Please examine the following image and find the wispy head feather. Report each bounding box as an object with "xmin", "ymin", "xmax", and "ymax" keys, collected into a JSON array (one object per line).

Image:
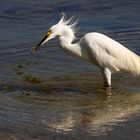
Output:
[{"xmin": 58, "ymin": 12, "xmax": 78, "ymax": 33}]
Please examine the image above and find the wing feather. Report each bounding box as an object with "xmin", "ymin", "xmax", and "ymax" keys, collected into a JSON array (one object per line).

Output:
[{"xmin": 84, "ymin": 33, "xmax": 140, "ymax": 74}]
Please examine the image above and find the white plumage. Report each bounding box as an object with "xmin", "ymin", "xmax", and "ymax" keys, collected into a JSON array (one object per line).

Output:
[
  {"xmin": 83, "ymin": 32, "xmax": 140, "ymax": 74},
  {"xmin": 32, "ymin": 13, "xmax": 140, "ymax": 87}
]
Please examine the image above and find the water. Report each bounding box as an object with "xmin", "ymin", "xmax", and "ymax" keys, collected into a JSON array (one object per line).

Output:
[{"xmin": 0, "ymin": 0, "xmax": 140, "ymax": 139}]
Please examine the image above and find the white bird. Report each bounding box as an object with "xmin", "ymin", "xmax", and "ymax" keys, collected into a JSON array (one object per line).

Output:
[{"xmin": 32, "ymin": 13, "xmax": 140, "ymax": 87}]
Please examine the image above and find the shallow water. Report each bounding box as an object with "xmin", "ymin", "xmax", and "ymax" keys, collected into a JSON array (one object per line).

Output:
[{"xmin": 0, "ymin": 0, "xmax": 140, "ymax": 139}]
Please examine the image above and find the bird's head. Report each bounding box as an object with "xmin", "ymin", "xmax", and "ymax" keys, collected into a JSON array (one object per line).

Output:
[{"xmin": 31, "ymin": 13, "xmax": 77, "ymax": 53}]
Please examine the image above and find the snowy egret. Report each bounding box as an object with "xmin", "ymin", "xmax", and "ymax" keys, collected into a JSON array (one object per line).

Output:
[{"xmin": 32, "ymin": 13, "xmax": 140, "ymax": 87}]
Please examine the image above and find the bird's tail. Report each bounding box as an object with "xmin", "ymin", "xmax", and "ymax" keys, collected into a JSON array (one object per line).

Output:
[
  {"xmin": 129, "ymin": 55, "xmax": 140, "ymax": 75},
  {"xmin": 120, "ymin": 51, "xmax": 140, "ymax": 76}
]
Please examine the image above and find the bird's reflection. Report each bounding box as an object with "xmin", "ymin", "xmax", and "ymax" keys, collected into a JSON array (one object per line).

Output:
[
  {"xmin": 2, "ymin": 82, "xmax": 139, "ymax": 137},
  {"xmin": 44, "ymin": 89, "xmax": 140, "ymax": 136}
]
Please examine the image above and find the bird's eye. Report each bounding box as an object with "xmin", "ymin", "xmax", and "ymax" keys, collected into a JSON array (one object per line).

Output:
[
  {"xmin": 48, "ymin": 29, "xmax": 51, "ymax": 33},
  {"xmin": 47, "ymin": 29, "xmax": 52, "ymax": 37}
]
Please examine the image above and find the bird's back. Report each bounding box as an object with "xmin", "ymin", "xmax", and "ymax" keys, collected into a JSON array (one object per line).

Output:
[{"xmin": 80, "ymin": 32, "xmax": 140, "ymax": 75}]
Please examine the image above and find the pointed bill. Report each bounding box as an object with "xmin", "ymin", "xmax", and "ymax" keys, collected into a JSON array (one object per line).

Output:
[{"xmin": 31, "ymin": 30, "xmax": 52, "ymax": 53}]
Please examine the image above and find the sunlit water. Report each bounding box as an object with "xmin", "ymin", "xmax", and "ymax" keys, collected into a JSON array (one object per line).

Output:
[{"xmin": 0, "ymin": 0, "xmax": 140, "ymax": 139}]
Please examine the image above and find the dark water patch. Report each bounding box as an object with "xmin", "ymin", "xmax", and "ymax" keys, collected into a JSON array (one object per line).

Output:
[{"xmin": 23, "ymin": 75, "xmax": 42, "ymax": 84}]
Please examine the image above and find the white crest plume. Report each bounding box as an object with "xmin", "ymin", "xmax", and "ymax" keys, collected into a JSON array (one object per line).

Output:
[{"xmin": 58, "ymin": 12, "xmax": 78, "ymax": 33}]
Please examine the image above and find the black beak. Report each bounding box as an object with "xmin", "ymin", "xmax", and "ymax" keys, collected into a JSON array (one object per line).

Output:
[{"xmin": 31, "ymin": 34, "xmax": 48, "ymax": 53}]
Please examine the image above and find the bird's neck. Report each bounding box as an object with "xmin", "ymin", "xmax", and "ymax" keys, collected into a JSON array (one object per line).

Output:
[
  {"xmin": 59, "ymin": 36, "xmax": 82, "ymax": 58},
  {"xmin": 59, "ymin": 26, "xmax": 75, "ymax": 44}
]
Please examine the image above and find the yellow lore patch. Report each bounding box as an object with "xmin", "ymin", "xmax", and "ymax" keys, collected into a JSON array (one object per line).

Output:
[{"xmin": 47, "ymin": 29, "xmax": 52, "ymax": 37}]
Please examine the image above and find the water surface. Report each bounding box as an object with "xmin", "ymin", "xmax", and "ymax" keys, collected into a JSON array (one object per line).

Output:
[{"xmin": 0, "ymin": 0, "xmax": 140, "ymax": 139}]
